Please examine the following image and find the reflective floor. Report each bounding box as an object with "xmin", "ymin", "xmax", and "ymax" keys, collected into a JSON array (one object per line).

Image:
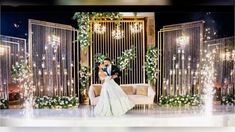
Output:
[{"xmin": 0, "ymin": 105, "xmax": 235, "ymax": 127}]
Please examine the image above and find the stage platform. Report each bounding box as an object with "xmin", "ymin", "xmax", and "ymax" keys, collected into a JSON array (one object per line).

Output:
[{"xmin": 0, "ymin": 105, "xmax": 235, "ymax": 127}]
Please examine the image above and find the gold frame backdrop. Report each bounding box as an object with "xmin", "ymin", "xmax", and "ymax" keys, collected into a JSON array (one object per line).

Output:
[
  {"xmin": 0, "ymin": 45, "xmax": 11, "ymax": 100},
  {"xmin": 28, "ymin": 19, "xmax": 78, "ymax": 97},
  {"xmin": 90, "ymin": 18, "xmax": 146, "ymax": 84},
  {"xmin": 157, "ymin": 21, "xmax": 204, "ymax": 99}
]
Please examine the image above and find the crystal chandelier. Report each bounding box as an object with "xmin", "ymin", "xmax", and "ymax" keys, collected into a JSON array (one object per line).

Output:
[
  {"xmin": 48, "ymin": 34, "xmax": 60, "ymax": 50},
  {"xmin": 94, "ymin": 23, "xmax": 106, "ymax": 34},
  {"xmin": 221, "ymin": 49, "xmax": 235, "ymax": 61},
  {"xmin": 130, "ymin": 22, "xmax": 143, "ymax": 33},
  {"xmin": 176, "ymin": 35, "xmax": 189, "ymax": 47},
  {"xmin": 112, "ymin": 25, "xmax": 124, "ymax": 39}
]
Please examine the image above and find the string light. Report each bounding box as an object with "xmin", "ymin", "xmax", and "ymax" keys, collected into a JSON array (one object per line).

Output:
[
  {"xmin": 48, "ymin": 34, "xmax": 61, "ymax": 49},
  {"xmin": 221, "ymin": 49, "xmax": 235, "ymax": 61}
]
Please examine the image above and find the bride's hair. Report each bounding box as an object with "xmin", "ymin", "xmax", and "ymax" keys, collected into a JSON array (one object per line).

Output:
[{"xmin": 95, "ymin": 62, "xmax": 101, "ymax": 83}]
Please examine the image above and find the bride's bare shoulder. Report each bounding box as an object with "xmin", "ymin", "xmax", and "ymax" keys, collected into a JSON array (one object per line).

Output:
[
  {"xmin": 99, "ymin": 71, "xmax": 107, "ymax": 77},
  {"xmin": 98, "ymin": 71, "xmax": 104, "ymax": 75}
]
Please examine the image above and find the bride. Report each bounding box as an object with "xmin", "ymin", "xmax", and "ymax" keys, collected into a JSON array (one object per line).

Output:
[{"xmin": 94, "ymin": 62, "xmax": 135, "ymax": 116}]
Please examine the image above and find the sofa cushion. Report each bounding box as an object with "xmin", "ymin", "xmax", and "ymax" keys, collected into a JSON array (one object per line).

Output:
[
  {"xmin": 128, "ymin": 95, "xmax": 153, "ymax": 104},
  {"xmin": 136, "ymin": 86, "xmax": 148, "ymax": 96},
  {"xmin": 93, "ymin": 85, "xmax": 102, "ymax": 97},
  {"xmin": 121, "ymin": 85, "xmax": 134, "ymax": 95}
]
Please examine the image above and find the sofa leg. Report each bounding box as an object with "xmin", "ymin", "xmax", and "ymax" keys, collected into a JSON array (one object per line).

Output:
[{"xmin": 144, "ymin": 104, "xmax": 146, "ymax": 112}]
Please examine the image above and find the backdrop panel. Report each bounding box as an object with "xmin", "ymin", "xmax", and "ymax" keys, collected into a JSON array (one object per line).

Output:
[
  {"xmin": 28, "ymin": 19, "xmax": 78, "ymax": 97},
  {"xmin": 206, "ymin": 37, "xmax": 235, "ymax": 99},
  {"xmin": 0, "ymin": 45, "xmax": 11, "ymax": 100},
  {"xmin": 158, "ymin": 21, "xmax": 204, "ymax": 99},
  {"xmin": 91, "ymin": 19, "xmax": 145, "ymax": 84},
  {"xmin": 0, "ymin": 35, "xmax": 27, "ymax": 82}
]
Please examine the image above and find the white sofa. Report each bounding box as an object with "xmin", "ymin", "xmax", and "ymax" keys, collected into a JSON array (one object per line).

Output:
[{"xmin": 88, "ymin": 83, "xmax": 155, "ymax": 109}]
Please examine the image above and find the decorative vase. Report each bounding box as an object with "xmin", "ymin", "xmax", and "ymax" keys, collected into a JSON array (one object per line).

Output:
[{"xmin": 81, "ymin": 89, "xmax": 89, "ymax": 105}]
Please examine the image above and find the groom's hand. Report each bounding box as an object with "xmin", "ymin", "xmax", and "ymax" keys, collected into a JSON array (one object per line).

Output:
[{"xmin": 110, "ymin": 74, "xmax": 118, "ymax": 80}]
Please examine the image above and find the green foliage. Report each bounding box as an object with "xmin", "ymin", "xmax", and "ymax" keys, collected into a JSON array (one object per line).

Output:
[
  {"xmin": 221, "ymin": 95, "xmax": 235, "ymax": 105},
  {"xmin": 79, "ymin": 65, "xmax": 90, "ymax": 92},
  {"xmin": 145, "ymin": 47, "xmax": 159, "ymax": 83},
  {"xmin": 34, "ymin": 96, "xmax": 78, "ymax": 109},
  {"xmin": 94, "ymin": 46, "xmax": 136, "ymax": 72},
  {"xmin": 0, "ymin": 99, "xmax": 8, "ymax": 109},
  {"xmin": 116, "ymin": 46, "xmax": 136, "ymax": 71},
  {"xmin": 94, "ymin": 53, "xmax": 108, "ymax": 63},
  {"xmin": 73, "ymin": 12, "xmax": 122, "ymax": 50},
  {"xmin": 159, "ymin": 95, "xmax": 201, "ymax": 107}
]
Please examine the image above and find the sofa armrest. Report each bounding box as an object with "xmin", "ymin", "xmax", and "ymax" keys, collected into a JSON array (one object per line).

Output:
[
  {"xmin": 88, "ymin": 85, "xmax": 96, "ymax": 105},
  {"xmin": 147, "ymin": 86, "xmax": 155, "ymax": 102}
]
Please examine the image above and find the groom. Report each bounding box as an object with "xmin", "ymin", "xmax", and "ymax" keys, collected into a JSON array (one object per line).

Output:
[{"xmin": 103, "ymin": 57, "xmax": 122, "ymax": 85}]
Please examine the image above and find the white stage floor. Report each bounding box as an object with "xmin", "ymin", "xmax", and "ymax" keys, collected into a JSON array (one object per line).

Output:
[{"xmin": 0, "ymin": 105, "xmax": 235, "ymax": 127}]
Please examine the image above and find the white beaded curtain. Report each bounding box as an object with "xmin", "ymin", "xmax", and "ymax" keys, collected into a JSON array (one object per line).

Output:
[
  {"xmin": 0, "ymin": 35, "xmax": 27, "ymax": 82},
  {"xmin": 206, "ymin": 37, "xmax": 235, "ymax": 96},
  {"xmin": 91, "ymin": 20, "xmax": 145, "ymax": 84},
  {"xmin": 0, "ymin": 45, "xmax": 11, "ymax": 100},
  {"xmin": 159, "ymin": 21, "xmax": 204, "ymax": 97},
  {"xmin": 29, "ymin": 19, "xmax": 76, "ymax": 97}
]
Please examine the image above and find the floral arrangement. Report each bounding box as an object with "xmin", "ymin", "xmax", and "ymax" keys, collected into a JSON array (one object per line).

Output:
[
  {"xmin": 145, "ymin": 47, "xmax": 159, "ymax": 84},
  {"xmin": 221, "ymin": 95, "xmax": 235, "ymax": 105},
  {"xmin": 159, "ymin": 95, "xmax": 201, "ymax": 107},
  {"xmin": 34, "ymin": 96, "xmax": 78, "ymax": 109},
  {"xmin": 0, "ymin": 98, "xmax": 8, "ymax": 109},
  {"xmin": 116, "ymin": 46, "xmax": 136, "ymax": 71},
  {"xmin": 94, "ymin": 53, "xmax": 107, "ymax": 63},
  {"xmin": 79, "ymin": 65, "xmax": 91, "ymax": 92},
  {"xmin": 73, "ymin": 12, "xmax": 122, "ymax": 50}
]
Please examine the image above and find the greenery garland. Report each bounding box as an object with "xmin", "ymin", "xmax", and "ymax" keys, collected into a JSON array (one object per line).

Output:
[
  {"xmin": 145, "ymin": 47, "xmax": 159, "ymax": 84},
  {"xmin": 116, "ymin": 46, "xmax": 136, "ymax": 71},
  {"xmin": 93, "ymin": 46, "xmax": 136, "ymax": 71},
  {"xmin": 221, "ymin": 95, "xmax": 235, "ymax": 105},
  {"xmin": 0, "ymin": 98, "xmax": 8, "ymax": 109},
  {"xmin": 159, "ymin": 95, "xmax": 201, "ymax": 107},
  {"xmin": 34, "ymin": 96, "xmax": 78, "ymax": 109},
  {"xmin": 79, "ymin": 65, "xmax": 91, "ymax": 92},
  {"xmin": 73, "ymin": 12, "xmax": 122, "ymax": 50},
  {"xmin": 94, "ymin": 53, "xmax": 108, "ymax": 63}
]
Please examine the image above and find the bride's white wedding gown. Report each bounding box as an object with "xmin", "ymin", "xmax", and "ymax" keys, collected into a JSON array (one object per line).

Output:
[{"xmin": 94, "ymin": 73, "xmax": 135, "ymax": 116}]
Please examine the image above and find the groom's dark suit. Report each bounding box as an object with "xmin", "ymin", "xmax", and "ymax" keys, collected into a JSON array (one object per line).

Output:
[{"xmin": 103, "ymin": 65, "xmax": 122, "ymax": 85}]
